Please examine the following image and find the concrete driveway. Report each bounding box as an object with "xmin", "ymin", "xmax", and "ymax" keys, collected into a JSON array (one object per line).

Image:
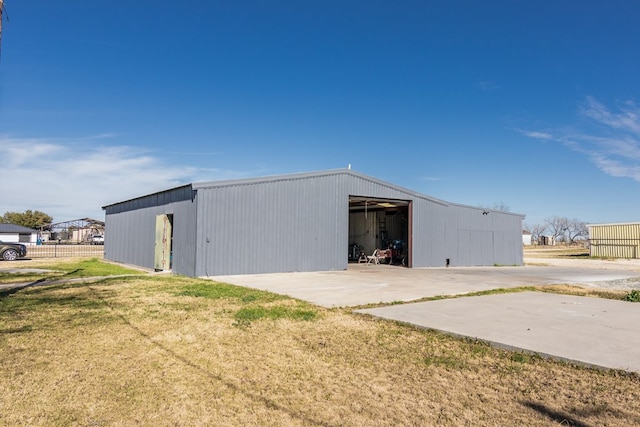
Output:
[
  {"xmin": 209, "ymin": 259, "xmax": 640, "ymax": 373},
  {"xmin": 357, "ymin": 292, "xmax": 640, "ymax": 373},
  {"xmin": 209, "ymin": 261, "xmax": 640, "ymax": 308}
]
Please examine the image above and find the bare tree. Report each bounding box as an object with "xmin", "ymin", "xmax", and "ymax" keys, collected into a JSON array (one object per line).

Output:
[
  {"xmin": 491, "ymin": 202, "xmax": 511, "ymax": 212},
  {"xmin": 524, "ymin": 223, "xmax": 546, "ymax": 244},
  {"xmin": 479, "ymin": 202, "xmax": 511, "ymax": 213},
  {"xmin": 566, "ymin": 219, "xmax": 588, "ymax": 244},
  {"xmin": 545, "ymin": 216, "xmax": 569, "ymax": 242},
  {"xmin": 542, "ymin": 216, "xmax": 588, "ymax": 244}
]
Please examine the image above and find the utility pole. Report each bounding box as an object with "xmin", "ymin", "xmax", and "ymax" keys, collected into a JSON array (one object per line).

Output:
[{"xmin": 0, "ymin": 0, "xmax": 6, "ymax": 57}]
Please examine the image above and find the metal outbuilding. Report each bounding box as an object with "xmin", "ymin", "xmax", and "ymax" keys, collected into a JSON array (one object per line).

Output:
[
  {"xmin": 588, "ymin": 222, "xmax": 640, "ymax": 259},
  {"xmin": 102, "ymin": 169, "xmax": 524, "ymax": 276},
  {"xmin": 0, "ymin": 223, "xmax": 39, "ymax": 244}
]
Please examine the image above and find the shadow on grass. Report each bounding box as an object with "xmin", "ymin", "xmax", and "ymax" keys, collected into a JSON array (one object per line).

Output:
[
  {"xmin": 63, "ymin": 268, "xmax": 82, "ymax": 276},
  {"xmin": 0, "ymin": 268, "xmax": 82, "ymax": 297},
  {"xmin": 522, "ymin": 401, "xmax": 593, "ymax": 427},
  {"xmin": 88, "ymin": 285, "xmax": 335, "ymax": 427},
  {"xmin": 0, "ymin": 273, "xmax": 136, "ymax": 300},
  {"xmin": 0, "ymin": 266, "xmax": 80, "ymax": 282},
  {"xmin": 1, "ymin": 325, "xmax": 33, "ymax": 334},
  {"xmin": 0, "ymin": 279, "xmax": 119, "ymax": 318},
  {"xmin": 0, "ymin": 278, "xmax": 47, "ymax": 298}
]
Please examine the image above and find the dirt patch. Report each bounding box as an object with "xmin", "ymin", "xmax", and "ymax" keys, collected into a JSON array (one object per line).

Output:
[{"xmin": 525, "ymin": 256, "xmax": 640, "ymax": 271}]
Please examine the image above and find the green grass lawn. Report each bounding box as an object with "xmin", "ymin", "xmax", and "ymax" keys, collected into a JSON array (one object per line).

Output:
[{"xmin": 0, "ymin": 258, "xmax": 144, "ymax": 285}]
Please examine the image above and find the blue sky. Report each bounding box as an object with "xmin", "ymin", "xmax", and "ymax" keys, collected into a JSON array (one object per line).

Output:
[{"xmin": 1, "ymin": 1, "xmax": 639, "ymax": 227}]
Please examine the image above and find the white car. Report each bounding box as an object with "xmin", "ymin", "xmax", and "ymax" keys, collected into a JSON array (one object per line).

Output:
[{"xmin": 91, "ymin": 235, "xmax": 104, "ymax": 245}]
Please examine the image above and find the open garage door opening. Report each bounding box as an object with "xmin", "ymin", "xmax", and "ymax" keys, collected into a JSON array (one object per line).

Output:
[{"xmin": 348, "ymin": 196, "xmax": 412, "ymax": 267}]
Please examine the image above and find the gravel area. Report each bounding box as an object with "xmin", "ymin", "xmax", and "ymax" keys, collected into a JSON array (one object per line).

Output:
[
  {"xmin": 525, "ymin": 256, "xmax": 640, "ymax": 271},
  {"xmin": 525, "ymin": 257, "xmax": 640, "ymax": 291},
  {"xmin": 588, "ymin": 277, "xmax": 640, "ymax": 291}
]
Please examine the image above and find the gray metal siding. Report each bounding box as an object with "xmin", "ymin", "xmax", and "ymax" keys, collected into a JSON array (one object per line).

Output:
[
  {"xmin": 441, "ymin": 204, "xmax": 523, "ymax": 267},
  {"xmin": 104, "ymin": 169, "xmax": 523, "ymax": 276},
  {"xmin": 410, "ymin": 199, "xmax": 451, "ymax": 267},
  {"xmin": 193, "ymin": 171, "xmax": 521, "ymax": 275},
  {"xmin": 104, "ymin": 198, "xmax": 197, "ymax": 276},
  {"xmin": 195, "ymin": 175, "xmax": 346, "ymax": 275}
]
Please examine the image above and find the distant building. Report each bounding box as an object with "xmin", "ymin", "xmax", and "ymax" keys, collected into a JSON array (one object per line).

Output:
[
  {"xmin": 0, "ymin": 223, "xmax": 39, "ymax": 244},
  {"xmin": 39, "ymin": 218, "xmax": 105, "ymax": 244},
  {"xmin": 102, "ymin": 169, "xmax": 525, "ymax": 276},
  {"xmin": 539, "ymin": 235, "xmax": 555, "ymax": 246},
  {"xmin": 522, "ymin": 230, "xmax": 532, "ymax": 246},
  {"xmin": 588, "ymin": 222, "xmax": 640, "ymax": 259}
]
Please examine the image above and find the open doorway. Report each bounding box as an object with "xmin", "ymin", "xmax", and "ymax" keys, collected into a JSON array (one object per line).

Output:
[
  {"xmin": 154, "ymin": 214, "xmax": 173, "ymax": 271},
  {"xmin": 348, "ymin": 196, "xmax": 411, "ymax": 267}
]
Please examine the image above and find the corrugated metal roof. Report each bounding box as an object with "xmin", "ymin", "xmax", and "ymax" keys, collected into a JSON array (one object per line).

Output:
[
  {"xmin": 102, "ymin": 184, "xmax": 194, "ymax": 211},
  {"xmin": 102, "ymin": 168, "xmax": 525, "ymax": 218},
  {"xmin": 194, "ymin": 168, "xmax": 454, "ymax": 206},
  {"xmin": 193, "ymin": 169, "xmax": 526, "ymax": 217}
]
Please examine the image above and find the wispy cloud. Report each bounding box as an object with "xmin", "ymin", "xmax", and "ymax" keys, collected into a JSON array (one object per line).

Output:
[
  {"xmin": 589, "ymin": 153, "xmax": 640, "ymax": 180},
  {"xmin": 521, "ymin": 97, "xmax": 640, "ymax": 182},
  {"xmin": 521, "ymin": 131, "xmax": 553, "ymax": 140},
  {"xmin": 419, "ymin": 176, "xmax": 444, "ymax": 182},
  {"xmin": 0, "ymin": 136, "xmax": 245, "ymax": 222},
  {"xmin": 581, "ymin": 96, "xmax": 640, "ymax": 134},
  {"xmin": 475, "ymin": 80, "xmax": 499, "ymax": 91}
]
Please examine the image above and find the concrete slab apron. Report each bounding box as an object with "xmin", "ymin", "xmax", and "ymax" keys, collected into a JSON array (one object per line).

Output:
[
  {"xmin": 208, "ymin": 264, "xmax": 640, "ymax": 308},
  {"xmin": 357, "ymin": 292, "xmax": 640, "ymax": 373}
]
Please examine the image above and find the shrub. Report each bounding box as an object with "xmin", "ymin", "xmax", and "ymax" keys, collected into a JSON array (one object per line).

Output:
[{"xmin": 623, "ymin": 290, "xmax": 640, "ymax": 302}]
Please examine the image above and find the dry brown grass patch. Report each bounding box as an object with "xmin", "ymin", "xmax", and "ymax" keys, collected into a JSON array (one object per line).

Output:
[
  {"xmin": 1, "ymin": 275, "xmax": 639, "ymax": 426},
  {"xmin": 534, "ymin": 284, "xmax": 630, "ymax": 300},
  {"xmin": 524, "ymin": 246, "xmax": 590, "ymax": 258}
]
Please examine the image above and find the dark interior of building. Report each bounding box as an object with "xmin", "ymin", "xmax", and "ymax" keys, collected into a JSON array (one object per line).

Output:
[{"xmin": 348, "ymin": 196, "xmax": 410, "ymax": 266}]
